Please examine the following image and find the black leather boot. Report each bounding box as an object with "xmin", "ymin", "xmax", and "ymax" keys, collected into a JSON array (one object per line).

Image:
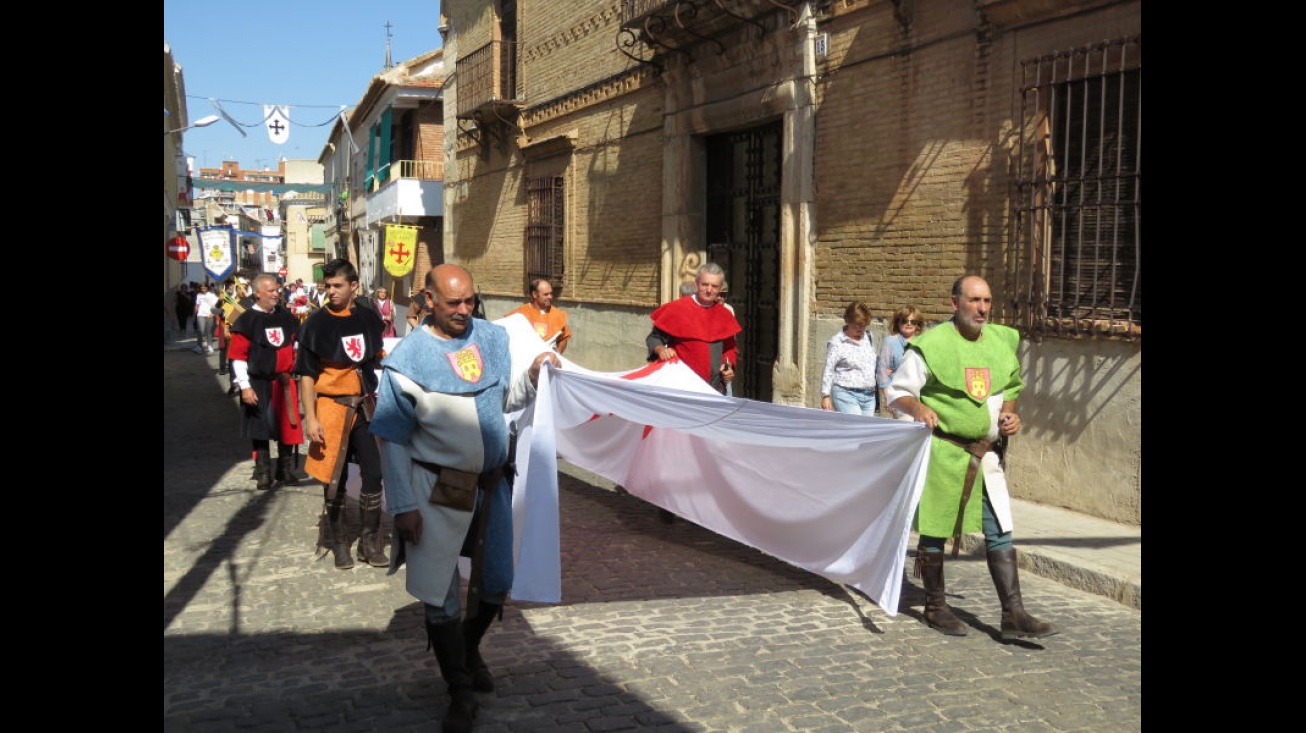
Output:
[
  {"xmin": 357, "ymin": 493, "xmax": 390, "ymax": 567},
  {"xmin": 914, "ymin": 547, "xmax": 968, "ymax": 636},
  {"xmin": 317, "ymin": 490, "xmax": 354, "ymax": 569},
  {"xmin": 427, "ymin": 619, "xmax": 479, "ymax": 733},
  {"xmin": 274, "ymin": 449, "xmax": 311, "ymax": 486},
  {"xmin": 463, "ymin": 602, "xmax": 501, "ymax": 692},
  {"xmin": 987, "ymin": 548, "xmax": 1058, "ymax": 640},
  {"xmin": 254, "ymin": 451, "xmax": 274, "ymax": 491}
]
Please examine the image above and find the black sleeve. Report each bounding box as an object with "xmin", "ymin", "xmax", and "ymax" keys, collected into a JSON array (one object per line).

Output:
[
  {"xmin": 646, "ymin": 327, "xmax": 669, "ymax": 362},
  {"xmin": 293, "ymin": 343, "xmax": 321, "ymax": 380}
]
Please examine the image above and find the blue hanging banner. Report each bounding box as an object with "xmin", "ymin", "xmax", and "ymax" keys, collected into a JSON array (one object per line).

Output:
[{"xmin": 198, "ymin": 225, "xmax": 236, "ymax": 282}]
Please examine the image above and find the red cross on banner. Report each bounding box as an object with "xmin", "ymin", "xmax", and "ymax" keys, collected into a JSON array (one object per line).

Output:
[{"xmin": 383, "ymin": 224, "xmax": 419, "ymax": 277}]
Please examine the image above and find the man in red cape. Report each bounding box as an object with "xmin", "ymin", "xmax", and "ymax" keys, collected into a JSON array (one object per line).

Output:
[{"xmin": 646, "ymin": 262, "xmax": 741, "ymax": 395}]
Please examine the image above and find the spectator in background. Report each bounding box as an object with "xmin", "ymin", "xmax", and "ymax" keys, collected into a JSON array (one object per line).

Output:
[
  {"xmin": 717, "ymin": 279, "xmax": 736, "ymax": 316},
  {"xmin": 819, "ymin": 301, "xmax": 879, "ymax": 415},
  {"xmin": 174, "ymin": 283, "xmax": 193, "ymax": 337},
  {"xmin": 374, "ymin": 287, "xmax": 397, "ymax": 338},
  {"xmin": 405, "ymin": 284, "xmax": 427, "ymax": 333},
  {"xmin": 877, "ymin": 305, "xmax": 925, "ymax": 420},
  {"xmin": 193, "ymin": 283, "xmax": 220, "ymax": 354},
  {"xmin": 215, "ymin": 279, "xmax": 243, "ymax": 382},
  {"xmin": 289, "ymin": 280, "xmax": 313, "ymax": 323}
]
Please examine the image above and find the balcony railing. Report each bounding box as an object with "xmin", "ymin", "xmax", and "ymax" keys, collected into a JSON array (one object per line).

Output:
[
  {"xmin": 365, "ymin": 159, "xmax": 443, "ymax": 192},
  {"xmin": 618, "ymin": 0, "xmax": 805, "ymax": 60},
  {"xmin": 456, "ymin": 40, "xmax": 518, "ymax": 120}
]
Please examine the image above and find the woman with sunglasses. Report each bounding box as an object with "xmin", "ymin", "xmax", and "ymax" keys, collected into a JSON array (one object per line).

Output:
[{"xmin": 878, "ymin": 306, "xmax": 926, "ymax": 420}]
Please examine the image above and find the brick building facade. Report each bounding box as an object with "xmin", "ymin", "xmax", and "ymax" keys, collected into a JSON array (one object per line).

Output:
[{"xmin": 440, "ymin": 0, "xmax": 1141, "ymax": 525}]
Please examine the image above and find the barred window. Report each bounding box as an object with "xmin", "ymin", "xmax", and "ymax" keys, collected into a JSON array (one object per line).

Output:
[
  {"xmin": 1013, "ymin": 36, "xmax": 1141, "ymax": 339},
  {"xmin": 525, "ymin": 175, "xmax": 565, "ymax": 295}
]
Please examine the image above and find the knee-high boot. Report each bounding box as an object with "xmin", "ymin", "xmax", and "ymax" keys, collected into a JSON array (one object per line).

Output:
[
  {"xmin": 357, "ymin": 493, "xmax": 390, "ymax": 567},
  {"xmin": 317, "ymin": 488, "xmax": 354, "ymax": 570},
  {"xmin": 426, "ymin": 619, "xmax": 479, "ymax": 733},
  {"xmin": 463, "ymin": 602, "xmax": 500, "ymax": 692},
  {"xmin": 987, "ymin": 548, "xmax": 1058, "ymax": 640},
  {"xmin": 914, "ymin": 547, "xmax": 968, "ymax": 636},
  {"xmin": 254, "ymin": 450, "xmax": 274, "ymax": 491}
]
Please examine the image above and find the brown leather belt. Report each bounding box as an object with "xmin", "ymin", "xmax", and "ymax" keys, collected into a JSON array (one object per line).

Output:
[{"xmin": 932, "ymin": 428, "xmax": 993, "ymax": 557}]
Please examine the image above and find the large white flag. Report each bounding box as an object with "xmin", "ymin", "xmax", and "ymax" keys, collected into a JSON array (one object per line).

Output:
[
  {"xmin": 263, "ymin": 105, "xmax": 290, "ymax": 145},
  {"xmin": 500, "ymin": 314, "xmax": 932, "ymax": 616}
]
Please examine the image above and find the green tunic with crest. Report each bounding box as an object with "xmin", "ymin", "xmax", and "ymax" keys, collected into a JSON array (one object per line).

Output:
[{"xmin": 907, "ymin": 320, "xmax": 1023, "ymax": 537}]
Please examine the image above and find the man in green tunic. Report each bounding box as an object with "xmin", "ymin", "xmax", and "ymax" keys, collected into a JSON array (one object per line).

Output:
[{"xmin": 886, "ymin": 275, "xmax": 1057, "ymax": 640}]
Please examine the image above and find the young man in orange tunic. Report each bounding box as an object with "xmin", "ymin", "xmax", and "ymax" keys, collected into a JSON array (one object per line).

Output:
[{"xmin": 297, "ymin": 259, "xmax": 389, "ymax": 570}]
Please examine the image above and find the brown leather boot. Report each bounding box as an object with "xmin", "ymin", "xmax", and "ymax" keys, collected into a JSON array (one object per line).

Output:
[
  {"xmin": 987, "ymin": 548, "xmax": 1058, "ymax": 640},
  {"xmin": 914, "ymin": 547, "xmax": 968, "ymax": 636}
]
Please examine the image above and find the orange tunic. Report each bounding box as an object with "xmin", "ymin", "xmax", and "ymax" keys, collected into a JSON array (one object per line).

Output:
[
  {"xmin": 506, "ymin": 304, "xmax": 572, "ymax": 352},
  {"xmin": 304, "ymin": 364, "xmax": 364, "ymax": 484}
]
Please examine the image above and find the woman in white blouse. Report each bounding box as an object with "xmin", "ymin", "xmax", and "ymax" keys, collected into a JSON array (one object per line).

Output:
[{"xmin": 819, "ymin": 301, "xmax": 879, "ymax": 415}]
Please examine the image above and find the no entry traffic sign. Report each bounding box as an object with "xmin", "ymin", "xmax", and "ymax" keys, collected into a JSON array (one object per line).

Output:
[{"xmin": 166, "ymin": 236, "xmax": 190, "ymax": 261}]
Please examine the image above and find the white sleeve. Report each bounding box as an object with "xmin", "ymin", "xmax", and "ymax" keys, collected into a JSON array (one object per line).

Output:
[
  {"xmin": 884, "ymin": 350, "xmax": 928, "ymax": 405},
  {"xmin": 820, "ymin": 339, "xmax": 838, "ymax": 396},
  {"xmin": 232, "ymin": 359, "xmax": 251, "ymax": 390}
]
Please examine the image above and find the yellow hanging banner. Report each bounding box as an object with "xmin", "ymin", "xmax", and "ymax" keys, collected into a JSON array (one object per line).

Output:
[{"xmin": 383, "ymin": 224, "xmax": 420, "ymax": 277}]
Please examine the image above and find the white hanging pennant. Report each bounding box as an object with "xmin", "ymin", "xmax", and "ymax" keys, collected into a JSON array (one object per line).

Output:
[{"xmin": 263, "ymin": 105, "xmax": 291, "ymax": 145}]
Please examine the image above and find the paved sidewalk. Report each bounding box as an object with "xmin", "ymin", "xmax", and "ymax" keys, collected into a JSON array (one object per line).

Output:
[{"xmin": 972, "ymin": 498, "xmax": 1140, "ymax": 610}]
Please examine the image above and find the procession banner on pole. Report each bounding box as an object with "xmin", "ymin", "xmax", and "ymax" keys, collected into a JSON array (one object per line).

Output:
[
  {"xmin": 198, "ymin": 226, "xmax": 236, "ymax": 282},
  {"xmin": 383, "ymin": 224, "xmax": 419, "ymax": 277}
]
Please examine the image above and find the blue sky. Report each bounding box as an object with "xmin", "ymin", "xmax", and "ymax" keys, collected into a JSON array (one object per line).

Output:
[{"xmin": 164, "ymin": 1, "xmax": 444, "ymax": 172}]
